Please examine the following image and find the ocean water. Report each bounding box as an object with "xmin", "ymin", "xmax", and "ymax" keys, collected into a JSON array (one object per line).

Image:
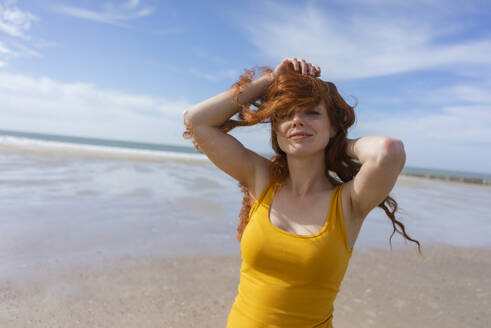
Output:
[
  {"xmin": 1, "ymin": 130, "xmax": 491, "ymax": 280},
  {"xmin": 1, "ymin": 128, "xmax": 490, "ymax": 184}
]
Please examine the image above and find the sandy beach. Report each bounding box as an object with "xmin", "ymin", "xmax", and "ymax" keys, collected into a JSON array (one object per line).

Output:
[
  {"xmin": 1, "ymin": 150, "xmax": 490, "ymax": 327},
  {"xmin": 1, "ymin": 245, "xmax": 489, "ymax": 327}
]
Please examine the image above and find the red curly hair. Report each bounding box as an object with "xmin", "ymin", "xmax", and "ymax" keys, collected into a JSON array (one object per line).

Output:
[{"xmin": 183, "ymin": 65, "xmax": 422, "ymax": 256}]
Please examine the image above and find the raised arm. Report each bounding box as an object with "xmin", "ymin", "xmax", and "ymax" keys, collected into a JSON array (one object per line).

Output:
[
  {"xmin": 182, "ymin": 58, "xmax": 321, "ymax": 198},
  {"xmin": 344, "ymin": 136, "xmax": 406, "ymax": 220},
  {"xmin": 183, "ymin": 73, "xmax": 273, "ymax": 128},
  {"xmin": 181, "ymin": 71, "xmax": 274, "ymax": 195}
]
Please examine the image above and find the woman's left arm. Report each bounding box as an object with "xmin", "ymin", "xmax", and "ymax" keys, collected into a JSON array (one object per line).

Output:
[{"xmin": 345, "ymin": 136, "xmax": 406, "ymax": 220}]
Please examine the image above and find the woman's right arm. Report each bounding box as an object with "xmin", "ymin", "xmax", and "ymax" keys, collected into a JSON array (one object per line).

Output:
[
  {"xmin": 181, "ymin": 72, "xmax": 274, "ymax": 193},
  {"xmin": 182, "ymin": 72, "xmax": 273, "ymax": 128}
]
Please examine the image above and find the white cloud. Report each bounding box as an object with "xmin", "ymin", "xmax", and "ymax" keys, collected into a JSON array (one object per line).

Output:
[
  {"xmin": 136, "ymin": 7, "xmax": 154, "ymax": 17},
  {"xmin": 0, "ymin": 40, "xmax": 11, "ymax": 54},
  {"xmin": 9, "ymin": 40, "xmax": 39, "ymax": 56},
  {"xmin": 231, "ymin": 0, "xmax": 491, "ymax": 173},
  {"xmin": 0, "ymin": 0, "xmax": 38, "ymax": 39},
  {"xmin": 52, "ymin": 1, "xmax": 156, "ymax": 26},
  {"xmin": 0, "ymin": 40, "xmax": 39, "ymax": 62},
  {"xmin": 0, "ymin": 72, "xmax": 192, "ymax": 145},
  {"xmin": 53, "ymin": 5, "xmax": 129, "ymax": 27},
  {"xmin": 359, "ymin": 105, "xmax": 491, "ymax": 143},
  {"xmin": 122, "ymin": 0, "xmax": 140, "ymax": 10},
  {"xmin": 428, "ymin": 85, "xmax": 491, "ymax": 104},
  {"xmin": 349, "ymin": 103, "xmax": 491, "ymax": 173},
  {"xmin": 0, "ymin": 1, "xmax": 44, "ymax": 66},
  {"xmin": 239, "ymin": 1, "xmax": 491, "ymax": 80}
]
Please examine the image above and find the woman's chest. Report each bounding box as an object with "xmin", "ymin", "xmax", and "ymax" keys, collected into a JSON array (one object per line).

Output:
[
  {"xmin": 242, "ymin": 203, "xmax": 352, "ymax": 282},
  {"xmin": 269, "ymin": 192, "xmax": 331, "ymax": 236},
  {"xmin": 268, "ymin": 186, "xmax": 362, "ymax": 249}
]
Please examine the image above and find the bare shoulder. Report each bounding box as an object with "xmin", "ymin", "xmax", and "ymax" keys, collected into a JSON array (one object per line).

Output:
[
  {"xmin": 340, "ymin": 179, "xmax": 365, "ymax": 223},
  {"xmin": 248, "ymin": 154, "xmax": 271, "ymax": 201},
  {"xmin": 340, "ymin": 179, "xmax": 367, "ymax": 249}
]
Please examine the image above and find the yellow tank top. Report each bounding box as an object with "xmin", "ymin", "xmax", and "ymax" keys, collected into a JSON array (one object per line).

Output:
[{"xmin": 226, "ymin": 180, "xmax": 353, "ymax": 328}]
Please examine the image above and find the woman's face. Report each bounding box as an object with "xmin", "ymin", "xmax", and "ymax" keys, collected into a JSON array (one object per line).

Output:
[{"xmin": 275, "ymin": 102, "xmax": 336, "ymax": 157}]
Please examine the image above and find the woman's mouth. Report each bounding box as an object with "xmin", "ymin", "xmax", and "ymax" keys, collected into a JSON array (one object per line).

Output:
[{"xmin": 289, "ymin": 134, "xmax": 312, "ymax": 141}]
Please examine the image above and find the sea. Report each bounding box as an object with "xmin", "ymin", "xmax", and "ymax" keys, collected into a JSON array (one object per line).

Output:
[{"xmin": 1, "ymin": 129, "xmax": 491, "ymax": 280}]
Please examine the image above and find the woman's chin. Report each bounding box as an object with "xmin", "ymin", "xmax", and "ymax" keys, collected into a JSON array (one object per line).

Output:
[{"xmin": 283, "ymin": 146, "xmax": 324, "ymax": 158}]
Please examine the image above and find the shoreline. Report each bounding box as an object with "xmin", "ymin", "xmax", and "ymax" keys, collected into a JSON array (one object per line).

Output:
[
  {"xmin": 1, "ymin": 133, "xmax": 489, "ymax": 187},
  {"xmin": 1, "ymin": 245, "xmax": 490, "ymax": 327},
  {"xmin": 2, "ymin": 172, "xmax": 490, "ymax": 289},
  {"xmin": 400, "ymin": 172, "xmax": 491, "ymax": 187}
]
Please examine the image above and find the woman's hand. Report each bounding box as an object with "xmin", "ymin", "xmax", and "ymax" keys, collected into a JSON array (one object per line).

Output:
[{"xmin": 272, "ymin": 57, "xmax": 321, "ymax": 79}]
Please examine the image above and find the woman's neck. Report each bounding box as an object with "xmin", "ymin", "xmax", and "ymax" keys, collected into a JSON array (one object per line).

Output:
[{"xmin": 284, "ymin": 151, "xmax": 332, "ymax": 198}]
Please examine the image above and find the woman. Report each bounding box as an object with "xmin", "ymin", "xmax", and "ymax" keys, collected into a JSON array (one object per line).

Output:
[{"xmin": 182, "ymin": 57, "xmax": 421, "ymax": 327}]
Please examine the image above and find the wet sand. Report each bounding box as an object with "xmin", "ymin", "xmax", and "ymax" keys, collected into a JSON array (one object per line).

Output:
[{"xmin": 1, "ymin": 245, "xmax": 490, "ymax": 327}]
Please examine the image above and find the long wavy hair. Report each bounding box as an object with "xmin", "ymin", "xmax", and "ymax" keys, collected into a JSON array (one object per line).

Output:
[{"xmin": 183, "ymin": 65, "xmax": 422, "ymax": 256}]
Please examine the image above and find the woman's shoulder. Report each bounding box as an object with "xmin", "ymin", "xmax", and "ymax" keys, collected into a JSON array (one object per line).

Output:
[
  {"xmin": 339, "ymin": 179, "xmax": 365, "ymax": 222},
  {"xmin": 249, "ymin": 159, "xmax": 273, "ymax": 201}
]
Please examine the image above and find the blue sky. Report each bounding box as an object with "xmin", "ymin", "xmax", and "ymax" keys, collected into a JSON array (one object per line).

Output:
[{"xmin": 0, "ymin": 0, "xmax": 490, "ymax": 175}]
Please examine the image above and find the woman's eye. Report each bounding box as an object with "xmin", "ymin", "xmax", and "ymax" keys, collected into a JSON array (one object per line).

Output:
[{"xmin": 308, "ymin": 111, "xmax": 319, "ymax": 115}]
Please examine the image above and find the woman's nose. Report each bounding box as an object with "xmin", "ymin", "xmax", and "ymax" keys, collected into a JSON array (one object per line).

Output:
[{"xmin": 291, "ymin": 112, "xmax": 304, "ymax": 126}]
